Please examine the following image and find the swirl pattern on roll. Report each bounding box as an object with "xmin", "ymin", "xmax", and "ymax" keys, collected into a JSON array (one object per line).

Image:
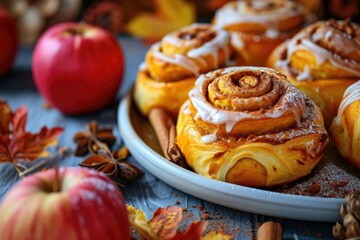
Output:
[
  {"xmin": 273, "ymin": 19, "xmax": 360, "ymax": 80},
  {"xmin": 146, "ymin": 23, "xmax": 231, "ymax": 82},
  {"xmin": 188, "ymin": 67, "xmax": 306, "ymax": 136},
  {"xmin": 176, "ymin": 67, "xmax": 329, "ymax": 187}
]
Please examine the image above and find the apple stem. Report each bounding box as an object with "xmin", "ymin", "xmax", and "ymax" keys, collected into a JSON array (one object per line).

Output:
[
  {"xmin": 53, "ymin": 166, "xmax": 60, "ymax": 192},
  {"xmin": 77, "ymin": 21, "xmax": 86, "ymax": 35}
]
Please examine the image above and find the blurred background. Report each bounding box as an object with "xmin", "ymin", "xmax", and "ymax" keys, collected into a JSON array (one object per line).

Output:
[{"xmin": 0, "ymin": 0, "xmax": 359, "ymax": 45}]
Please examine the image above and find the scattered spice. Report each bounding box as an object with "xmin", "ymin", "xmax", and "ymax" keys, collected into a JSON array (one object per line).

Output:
[
  {"xmin": 73, "ymin": 121, "xmax": 116, "ymax": 156},
  {"xmin": 306, "ymin": 182, "xmax": 321, "ymax": 195}
]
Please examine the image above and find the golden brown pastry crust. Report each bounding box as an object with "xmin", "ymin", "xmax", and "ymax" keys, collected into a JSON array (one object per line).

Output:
[
  {"xmin": 133, "ymin": 23, "xmax": 232, "ymax": 118},
  {"xmin": 213, "ymin": 0, "xmax": 310, "ymax": 66},
  {"xmin": 330, "ymin": 81, "xmax": 360, "ymax": 170},
  {"xmin": 176, "ymin": 67, "xmax": 328, "ymax": 187},
  {"xmin": 267, "ymin": 19, "xmax": 360, "ymax": 127}
]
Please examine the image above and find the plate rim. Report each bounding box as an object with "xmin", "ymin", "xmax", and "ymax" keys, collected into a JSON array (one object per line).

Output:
[{"xmin": 118, "ymin": 93, "xmax": 344, "ymax": 222}]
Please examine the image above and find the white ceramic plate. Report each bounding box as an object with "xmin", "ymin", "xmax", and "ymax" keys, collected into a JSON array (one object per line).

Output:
[{"xmin": 118, "ymin": 93, "xmax": 345, "ymax": 222}]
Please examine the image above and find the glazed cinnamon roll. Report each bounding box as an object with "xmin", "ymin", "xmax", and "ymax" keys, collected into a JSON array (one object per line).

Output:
[
  {"xmin": 330, "ymin": 80, "xmax": 360, "ymax": 170},
  {"xmin": 268, "ymin": 19, "xmax": 360, "ymax": 127},
  {"xmin": 133, "ymin": 23, "xmax": 232, "ymax": 118},
  {"xmin": 176, "ymin": 67, "xmax": 328, "ymax": 187},
  {"xmin": 213, "ymin": 0, "xmax": 311, "ymax": 66}
]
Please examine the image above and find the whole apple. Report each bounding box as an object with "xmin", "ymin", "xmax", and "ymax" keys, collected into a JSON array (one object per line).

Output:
[
  {"xmin": 32, "ymin": 22, "xmax": 124, "ymax": 114},
  {"xmin": 0, "ymin": 167, "xmax": 131, "ymax": 240},
  {"xmin": 0, "ymin": 7, "xmax": 18, "ymax": 77}
]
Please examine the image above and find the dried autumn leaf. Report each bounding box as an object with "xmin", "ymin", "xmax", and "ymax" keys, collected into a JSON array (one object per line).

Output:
[
  {"xmin": 0, "ymin": 99, "xmax": 63, "ymax": 167},
  {"xmin": 127, "ymin": 205, "xmax": 235, "ymax": 240},
  {"xmin": 200, "ymin": 231, "xmax": 235, "ymax": 240},
  {"xmin": 172, "ymin": 222, "xmax": 207, "ymax": 240},
  {"xmin": 73, "ymin": 121, "xmax": 116, "ymax": 156},
  {"xmin": 149, "ymin": 206, "xmax": 182, "ymax": 239},
  {"xmin": 126, "ymin": 0, "xmax": 195, "ymax": 42},
  {"xmin": 127, "ymin": 205, "xmax": 158, "ymax": 240}
]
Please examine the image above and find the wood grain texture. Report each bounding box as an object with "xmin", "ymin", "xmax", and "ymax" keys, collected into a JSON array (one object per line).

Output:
[{"xmin": 0, "ymin": 37, "xmax": 335, "ymax": 240}]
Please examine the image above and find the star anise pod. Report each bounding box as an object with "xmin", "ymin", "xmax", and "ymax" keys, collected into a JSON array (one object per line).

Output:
[
  {"xmin": 333, "ymin": 194, "xmax": 360, "ymax": 239},
  {"xmin": 79, "ymin": 140, "xmax": 143, "ymax": 186},
  {"xmin": 73, "ymin": 121, "xmax": 116, "ymax": 156},
  {"xmin": 84, "ymin": 1, "xmax": 125, "ymax": 34}
]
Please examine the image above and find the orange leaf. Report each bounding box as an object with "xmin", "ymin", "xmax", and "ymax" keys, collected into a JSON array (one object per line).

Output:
[
  {"xmin": 200, "ymin": 231, "xmax": 235, "ymax": 240},
  {"xmin": 126, "ymin": 0, "xmax": 195, "ymax": 42},
  {"xmin": 172, "ymin": 221, "xmax": 207, "ymax": 240},
  {"xmin": 149, "ymin": 206, "xmax": 182, "ymax": 239},
  {"xmin": 0, "ymin": 99, "xmax": 63, "ymax": 164},
  {"xmin": 127, "ymin": 205, "xmax": 235, "ymax": 240}
]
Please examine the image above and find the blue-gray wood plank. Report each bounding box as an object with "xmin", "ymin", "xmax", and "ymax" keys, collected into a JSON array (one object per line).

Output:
[{"xmin": 0, "ymin": 37, "xmax": 334, "ymax": 240}]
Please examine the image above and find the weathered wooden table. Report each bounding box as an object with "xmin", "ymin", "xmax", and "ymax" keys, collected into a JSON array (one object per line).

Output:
[{"xmin": 0, "ymin": 37, "xmax": 336, "ymax": 239}]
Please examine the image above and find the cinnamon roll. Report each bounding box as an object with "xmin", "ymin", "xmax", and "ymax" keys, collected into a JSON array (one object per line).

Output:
[
  {"xmin": 268, "ymin": 19, "xmax": 360, "ymax": 127},
  {"xmin": 330, "ymin": 80, "xmax": 360, "ymax": 170},
  {"xmin": 133, "ymin": 23, "xmax": 232, "ymax": 118},
  {"xmin": 213, "ymin": 0, "xmax": 311, "ymax": 66},
  {"xmin": 176, "ymin": 67, "xmax": 328, "ymax": 187}
]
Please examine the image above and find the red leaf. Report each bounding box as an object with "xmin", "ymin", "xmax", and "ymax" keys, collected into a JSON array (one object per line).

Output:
[{"xmin": 0, "ymin": 99, "xmax": 63, "ymax": 164}]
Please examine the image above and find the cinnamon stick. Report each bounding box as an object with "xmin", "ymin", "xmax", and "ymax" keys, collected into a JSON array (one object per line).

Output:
[
  {"xmin": 168, "ymin": 124, "xmax": 188, "ymax": 168},
  {"xmin": 257, "ymin": 221, "xmax": 282, "ymax": 240},
  {"xmin": 148, "ymin": 108, "xmax": 185, "ymax": 166}
]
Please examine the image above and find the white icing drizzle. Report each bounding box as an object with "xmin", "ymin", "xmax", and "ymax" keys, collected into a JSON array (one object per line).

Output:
[
  {"xmin": 296, "ymin": 65, "xmax": 312, "ymax": 81},
  {"xmin": 214, "ymin": 0, "xmax": 303, "ymax": 29},
  {"xmin": 275, "ymin": 23, "xmax": 360, "ymax": 77},
  {"xmin": 152, "ymin": 42, "xmax": 200, "ymax": 76},
  {"xmin": 187, "ymin": 28, "xmax": 230, "ymax": 69},
  {"xmin": 334, "ymin": 80, "xmax": 360, "ymax": 124},
  {"xmin": 138, "ymin": 61, "xmax": 146, "ymax": 71},
  {"xmin": 201, "ymin": 134, "xmax": 218, "ymax": 143},
  {"xmin": 189, "ymin": 67, "xmax": 304, "ymax": 132},
  {"xmin": 152, "ymin": 24, "xmax": 231, "ymax": 75},
  {"xmin": 265, "ymin": 29, "xmax": 280, "ymax": 39},
  {"xmin": 230, "ymin": 32, "xmax": 244, "ymax": 49},
  {"xmin": 182, "ymin": 101, "xmax": 191, "ymax": 115}
]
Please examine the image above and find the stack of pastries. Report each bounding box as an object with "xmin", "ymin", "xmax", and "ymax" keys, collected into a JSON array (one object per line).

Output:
[
  {"xmin": 213, "ymin": 0, "xmax": 312, "ymax": 66},
  {"xmin": 132, "ymin": 0, "xmax": 359, "ymax": 187},
  {"xmin": 133, "ymin": 23, "xmax": 232, "ymax": 118}
]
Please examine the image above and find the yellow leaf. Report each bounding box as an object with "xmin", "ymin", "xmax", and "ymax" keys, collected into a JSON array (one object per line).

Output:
[
  {"xmin": 200, "ymin": 231, "xmax": 235, "ymax": 240},
  {"xmin": 126, "ymin": 205, "xmax": 158, "ymax": 240},
  {"xmin": 126, "ymin": 0, "xmax": 195, "ymax": 42}
]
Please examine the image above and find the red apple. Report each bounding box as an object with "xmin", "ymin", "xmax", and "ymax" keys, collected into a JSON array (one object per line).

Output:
[
  {"xmin": 0, "ymin": 7, "xmax": 18, "ymax": 77},
  {"xmin": 32, "ymin": 22, "xmax": 124, "ymax": 114},
  {"xmin": 0, "ymin": 167, "xmax": 131, "ymax": 240}
]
